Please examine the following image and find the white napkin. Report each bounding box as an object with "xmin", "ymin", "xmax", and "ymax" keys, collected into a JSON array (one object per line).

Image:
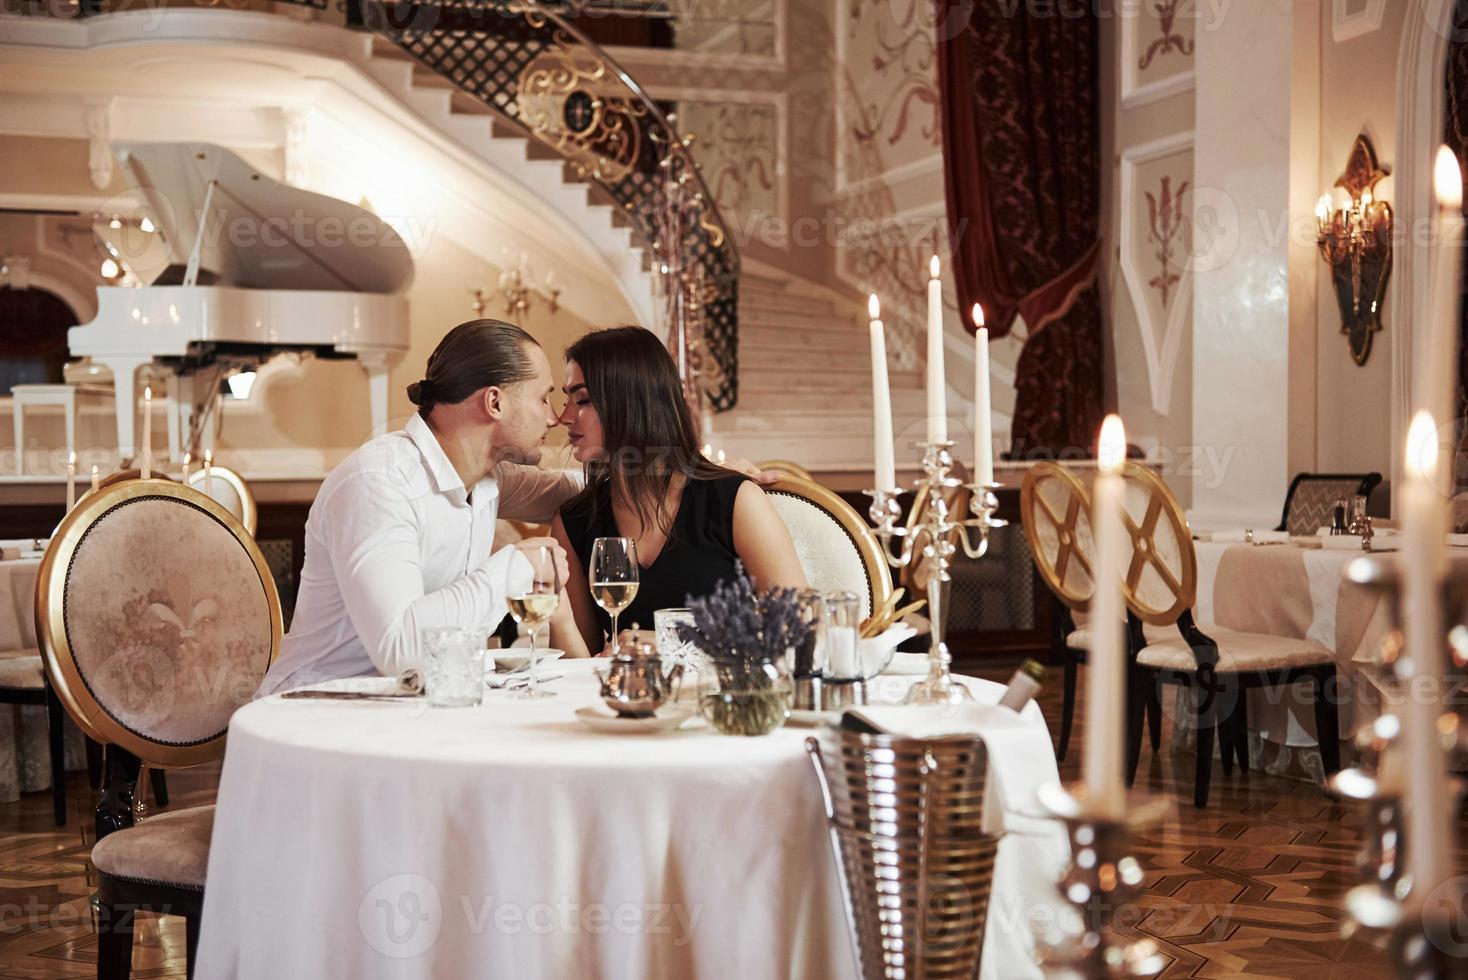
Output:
[
  {"xmin": 857, "ymin": 624, "xmax": 917, "ymax": 677},
  {"xmin": 841, "ymin": 702, "xmax": 1060, "ymax": 835},
  {"xmin": 1209, "ymin": 529, "xmax": 1290, "ymax": 544}
]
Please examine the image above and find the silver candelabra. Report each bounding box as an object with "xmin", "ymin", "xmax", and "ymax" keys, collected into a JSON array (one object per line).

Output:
[{"xmin": 866, "ymin": 440, "xmax": 1006, "ymax": 705}]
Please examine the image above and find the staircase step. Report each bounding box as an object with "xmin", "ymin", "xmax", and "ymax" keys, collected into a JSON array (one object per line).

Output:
[{"xmin": 739, "ymin": 289, "xmax": 847, "ymax": 318}]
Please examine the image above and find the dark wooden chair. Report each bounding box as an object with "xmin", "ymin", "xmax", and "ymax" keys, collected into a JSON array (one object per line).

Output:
[
  {"xmin": 1118, "ymin": 463, "xmax": 1341, "ymax": 807},
  {"xmin": 35, "ymin": 478, "xmax": 282, "ymax": 979},
  {"xmin": 1275, "ymin": 472, "xmax": 1383, "ymax": 536}
]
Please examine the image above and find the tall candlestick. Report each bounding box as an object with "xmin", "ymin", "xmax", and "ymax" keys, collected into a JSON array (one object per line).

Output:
[
  {"xmin": 1428, "ymin": 146, "xmax": 1465, "ymax": 439},
  {"xmin": 90, "ymin": 465, "xmax": 99, "ymax": 494},
  {"xmin": 972, "ymin": 304, "xmax": 993, "ymax": 487},
  {"xmin": 141, "ymin": 385, "xmax": 152, "ymax": 480},
  {"xmin": 204, "ymin": 449, "xmax": 214, "ymax": 499},
  {"xmin": 1086, "ymin": 414, "xmax": 1128, "ymax": 819},
  {"xmin": 1402, "ymin": 411, "xmax": 1453, "ymax": 896},
  {"xmin": 926, "ymin": 255, "xmax": 947, "ymax": 443},
  {"xmin": 66, "ymin": 451, "xmax": 76, "ymax": 511},
  {"xmin": 868, "ymin": 294, "xmax": 896, "ymax": 491}
]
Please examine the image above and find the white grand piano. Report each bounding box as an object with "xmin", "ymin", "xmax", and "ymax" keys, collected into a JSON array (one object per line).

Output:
[{"xmin": 68, "ymin": 141, "xmax": 412, "ymax": 462}]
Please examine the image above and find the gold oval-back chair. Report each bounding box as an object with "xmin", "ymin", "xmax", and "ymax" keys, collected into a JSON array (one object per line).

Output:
[
  {"xmin": 1117, "ymin": 462, "xmax": 1339, "ymax": 808},
  {"xmin": 185, "ymin": 464, "xmax": 258, "ymax": 536},
  {"xmin": 764, "ymin": 476, "xmax": 893, "ymax": 621},
  {"xmin": 757, "ymin": 459, "xmax": 816, "ymax": 483},
  {"xmin": 35, "ymin": 479, "xmax": 282, "ymax": 977}
]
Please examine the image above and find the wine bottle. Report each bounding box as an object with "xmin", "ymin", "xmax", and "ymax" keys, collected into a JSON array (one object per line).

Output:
[{"xmin": 998, "ymin": 659, "xmax": 1045, "ymax": 712}]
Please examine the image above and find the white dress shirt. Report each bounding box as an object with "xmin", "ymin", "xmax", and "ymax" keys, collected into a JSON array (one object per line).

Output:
[{"xmin": 257, "ymin": 414, "xmax": 581, "ymax": 695}]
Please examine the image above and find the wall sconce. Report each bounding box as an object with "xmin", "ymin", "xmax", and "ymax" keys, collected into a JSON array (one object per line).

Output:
[
  {"xmin": 469, "ymin": 253, "xmax": 561, "ymax": 320},
  {"xmin": 1316, "ymin": 133, "xmax": 1393, "ymax": 365}
]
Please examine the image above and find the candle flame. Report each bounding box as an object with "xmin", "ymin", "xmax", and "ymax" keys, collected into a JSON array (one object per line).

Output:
[
  {"xmin": 204, "ymin": 449, "xmax": 213, "ymax": 465},
  {"xmin": 1098, "ymin": 414, "xmax": 1126, "ymax": 475},
  {"xmin": 1360, "ymin": 188, "xmax": 1373, "ymax": 209},
  {"xmin": 1315, "ymin": 194, "xmax": 1330, "ymax": 220},
  {"xmin": 1406, "ymin": 410, "xmax": 1439, "ymax": 480},
  {"xmin": 868, "ymin": 293, "xmax": 880, "ymax": 319},
  {"xmin": 1436, "ymin": 145, "xmax": 1464, "ymax": 210},
  {"xmin": 971, "ymin": 303, "xmax": 985, "ymax": 328},
  {"xmin": 929, "ymin": 254, "xmax": 940, "ymax": 279},
  {"xmin": 68, "ymin": 451, "xmax": 76, "ymax": 466},
  {"xmin": 91, "ymin": 465, "xmax": 98, "ymax": 476},
  {"xmin": 144, "ymin": 385, "xmax": 151, "ymax": 401},
  {"xmin": 183, "ymin": 452, "xmax": 191, "ymax": 465}
]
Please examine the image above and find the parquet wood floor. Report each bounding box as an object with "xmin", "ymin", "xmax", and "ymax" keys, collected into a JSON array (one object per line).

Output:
[{"xmin": 0, "ymin": 666, "xmax": 1455, "ymax": 978}]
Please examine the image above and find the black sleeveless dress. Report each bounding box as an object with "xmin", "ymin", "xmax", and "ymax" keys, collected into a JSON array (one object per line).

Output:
[{"xmin": 559, "ymin": 474, "xmax": 750, "ymax": 641}]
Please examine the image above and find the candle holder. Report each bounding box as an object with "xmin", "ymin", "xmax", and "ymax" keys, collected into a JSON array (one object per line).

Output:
[
  {"xmin": 866, "ymin": 441, "xmax": 1007, "ymax": 705},
  {"xmin": 1035, "ymin": 783, "xmax": 1170, "ymax": 979}
]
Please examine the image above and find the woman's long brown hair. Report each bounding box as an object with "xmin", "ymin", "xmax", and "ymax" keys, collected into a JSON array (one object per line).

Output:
[{"xmin": 565, "ymin": 326, "xmax": 733, "ymax": 536}]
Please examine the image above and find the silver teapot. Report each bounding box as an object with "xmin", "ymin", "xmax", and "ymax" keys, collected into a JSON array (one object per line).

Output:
[{"xmin": 594, "ymin": 631, "xmax": 683, "ymax": 718}]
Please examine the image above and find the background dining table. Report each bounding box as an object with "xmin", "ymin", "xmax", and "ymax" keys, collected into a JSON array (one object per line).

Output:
[{"xmin": 195, "ymin": 659, "xmax": 1072, "ymax": 979}]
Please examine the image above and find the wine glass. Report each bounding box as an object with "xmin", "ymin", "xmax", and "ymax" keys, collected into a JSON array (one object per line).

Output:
[
  {"xmin": 590, "ymin": 537, "xmax": 639, "ymax": 653},
  {"xmin": 506, "ymin": 545, "xmax": 561, "ymax": 699}
]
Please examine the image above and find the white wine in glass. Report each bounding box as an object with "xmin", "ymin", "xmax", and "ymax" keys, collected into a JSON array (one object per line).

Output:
[
  {"xmin": 590, "ymin": 537, "xmax": 639, "ymax": 652},
  {"xmin": 506, "ymin": 545, "xmax": 561, "ymax": 698}
]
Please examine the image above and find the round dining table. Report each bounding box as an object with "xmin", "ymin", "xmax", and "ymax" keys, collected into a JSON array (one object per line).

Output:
[{"xmin": 195, "ymin": 659, "xmax": 1069, "ymax": 979}]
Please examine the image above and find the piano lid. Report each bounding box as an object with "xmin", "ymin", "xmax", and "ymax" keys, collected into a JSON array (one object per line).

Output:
[{"xmin": 115, "ymin": 142, "xmax": 414, "ymax": 294}]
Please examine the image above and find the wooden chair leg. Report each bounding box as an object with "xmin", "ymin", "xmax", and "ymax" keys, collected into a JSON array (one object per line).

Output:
[
  {"xmin": 1313, "ymin": 668, "xmax": 1342, "ymax": 779},
  {"xmin": 1125, "ymin": 668, "xmax": 1149, "ymax": 786},
  {"xmin": 86, "ymin": 737, "xmax": 103, "ymax": 792},
  {"xmin": 44, "ymin": 685, "xmax": 67, "ymax": 827},
  {"xmin": 1145, "ymin": 684, "xmax": 1162, "ymax": 751},
  {"xmin": 1234, "ymin": 692, "xmax": 1251, "ymax": 773},
  {"xmin": 185, "ymin": 913, "xmax": 200, "ymax": 980},
  {"xmin": 96, "ymin": 901, "xmax": 134, "ymax": 980},
  {"xmin": 1193, "ymin": 679, "xmax": 1216, "ymax": 808},
  {"xmin": 150, "ymin": 769, "xmax": 170, "ymax": 808},
  {"xmin": 1057, "ymin": 657, "xmax": 1078, "ymax": 762}
]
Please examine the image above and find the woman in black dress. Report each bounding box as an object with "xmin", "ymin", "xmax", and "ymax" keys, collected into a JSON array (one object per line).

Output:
[{"xmin": 548, "ymin": 326, "xmax": 807, "ymax": 655}]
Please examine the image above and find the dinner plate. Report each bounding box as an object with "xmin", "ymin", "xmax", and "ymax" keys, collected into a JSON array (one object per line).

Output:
[
  {"xmin": 493, "ymin": 650, "xmax": 564, "ymax": 673},
  {"xmin": 573, "ymin": 705, "xmax": 699, "ymax": 734},
  {"xmin": 785, "ymin": 708, "xmax": 840, "ymax": 727}
]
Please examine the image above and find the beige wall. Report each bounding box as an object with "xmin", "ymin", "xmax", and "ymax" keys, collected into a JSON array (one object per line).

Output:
[{"xmin": 1312, "ymin": 2, "xmax": 1407, "ymax": 477}]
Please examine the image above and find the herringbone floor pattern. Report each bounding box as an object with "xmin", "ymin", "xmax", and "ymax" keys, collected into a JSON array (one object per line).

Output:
[{"xmin": 0, "ymin": 666, "xmax": 1456, "ymax": 978}]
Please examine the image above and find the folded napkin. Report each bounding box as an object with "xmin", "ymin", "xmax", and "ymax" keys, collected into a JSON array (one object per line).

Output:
[
  {"xmin": 856, "ymin": 624, "xmax": 917, "ymax": 677},
  {"xmin": 0, "ymin": 547, "xmax": 20, "ymax": 561},
  {"xmin": 840, "ymin": 702, "xmax": 1060, "ymax": 835},
  {"xmin": 1208, "ymin": 528, "xmax": 1290, "ymax": 544}
]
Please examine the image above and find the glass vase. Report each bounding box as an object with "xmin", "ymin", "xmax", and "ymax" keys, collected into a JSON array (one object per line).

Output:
[{"xmin": 699, "ymin": 659, "xmax": 793, "ymax": 736}]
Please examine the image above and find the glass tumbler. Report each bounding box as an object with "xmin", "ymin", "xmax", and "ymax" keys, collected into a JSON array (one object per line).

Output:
[{"xmin": 420, "ymin": 626, "xmax": 486, "ymax": 707}]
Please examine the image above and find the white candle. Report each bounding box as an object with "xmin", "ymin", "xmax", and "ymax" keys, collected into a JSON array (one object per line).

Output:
[
  {"xmin": 66, "ymin": 452, "xmax": 76, "ymax": 511},
  {"xmin": 1428, "ymin": 147, "xmax": 1465, "ymax": 432},
  {"xmin": 1086, "ymin": 414, "xmax": 1128, "ymax": 819},
  {"xmin": 182, "ymin": 451, "xmax": 192, "ymax": 484},
  {"xmin": 204, "ymin": 449, "xmax": 214, "ymax": 499},
  {"xmin": 925, "ymin": 255, "xmax": 947, "ymax": 443},
  {"xmin": 716, "ymin": 449, "xmax": 726, "ymax": 464},
  {"xmin": 825, "ymin": 625, "xmax": 858, "ymax": 679},
  {"xmin": 1402, "ymin": 411, "xmax": 1454, "ymax": 895},
  {"xmin": 141, "ymin": 385, "xmax": 152, "ymax": 480},
  {"xmin": 972, "ymin": 304, "xmax": 994, "ymax": 487},
  {"xmin": 868, "ymin": 294, "xmax": 896, "ymax": 491},
  {"xmin": 90, "ymin": 465, "xmax": 99, "ymax": 494}
]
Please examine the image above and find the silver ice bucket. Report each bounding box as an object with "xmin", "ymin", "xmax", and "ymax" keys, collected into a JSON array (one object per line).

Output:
[{"xmin": 806, "ymin": 727, "xmax": 1000, "ymax": 980}]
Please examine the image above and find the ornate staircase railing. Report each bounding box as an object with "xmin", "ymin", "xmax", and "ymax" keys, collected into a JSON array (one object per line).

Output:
[
  {"xmin": 341, "ymin": 0, "xmax": 740, "ymax": 410},
  {"xmin": 9, "ymin": 0, "xmax": 741, "ymax": 412}
]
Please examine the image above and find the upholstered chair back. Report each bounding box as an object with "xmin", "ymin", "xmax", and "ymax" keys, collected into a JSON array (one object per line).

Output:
[
  {"xmin": 36, "ymin": 480, "xmax": 281, "ymax": 767},
  {"xmin": 1277, "ymin": 472, "xmax": 1382, "ymax": 536},
  {"xmin": 1020, "ymin": 463, "xmax": 1096, "ymax": 611},
  {"xmin": 1118, "ymin": 462, "xmax": 1197, "ymax": 627},
  {"xmin": 186, "ymin": 465, "xmax": 258, "ymax": 535},
  {"xmin": 764, "ymin": 477, "xmax": 893, "ymax": 620}
]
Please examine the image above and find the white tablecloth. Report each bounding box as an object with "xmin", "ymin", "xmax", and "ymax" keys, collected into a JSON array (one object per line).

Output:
[{"xmin": 196, "ymin": 661, "xmax": 1069, "ymax": 979}]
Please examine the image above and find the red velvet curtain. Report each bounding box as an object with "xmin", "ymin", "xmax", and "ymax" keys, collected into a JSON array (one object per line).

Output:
[{"xmin": 936, "ymin": 1, "xmax": 1105, "ymax": 456}]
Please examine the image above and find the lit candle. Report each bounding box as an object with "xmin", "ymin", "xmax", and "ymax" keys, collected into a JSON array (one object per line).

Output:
[
  {"xmin": 182, "ymin": 451, "xmax": 192, "ymax": 484},
  {"xmin": 1401, "ymin": 411, "xmax": 1454, "ymax": 895},
  {"xmin": 925, "ymin": 255, "xmax": 947, "ymax": 443},
  {"xmin": 66, "ymin": 451, "xmax": 76, "ymax": 511},
  {"xmin": 1428, "ymin": 146, "xmax": 1465, "ymax": 428},
  {"xmin": 1315, "ymin": 194, "xmax": 1331, "ymax": 237},
  {"xmin": 141, "ymin": 385, "xmax": 152, "ymax": 480},
  {"xmin": 868, "ymin": 294, "xmax": 896, "ymax": 491},
  {"xmin": 204, "ymin": 449, "xmax": 214, "ymax": 498},
  {"xmin": 972, "ymin": 304, "xmax": 993, "ymax": 487},
  {"xmin": 716, "ymin": 449, "xmax": 726, "ymax": 465},
  {"xmin": 1086, "ymin": 414, "xmax": 1128, "ymax": 819},
  {"xmin": 90, "ymin": 464, "xmax": 99, "ymax": 494}
]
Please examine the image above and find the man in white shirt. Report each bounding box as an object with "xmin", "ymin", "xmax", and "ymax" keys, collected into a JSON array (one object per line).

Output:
[{"xmin": 258, "ymin": 319, "xmax": 578, "ymax": 695}]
